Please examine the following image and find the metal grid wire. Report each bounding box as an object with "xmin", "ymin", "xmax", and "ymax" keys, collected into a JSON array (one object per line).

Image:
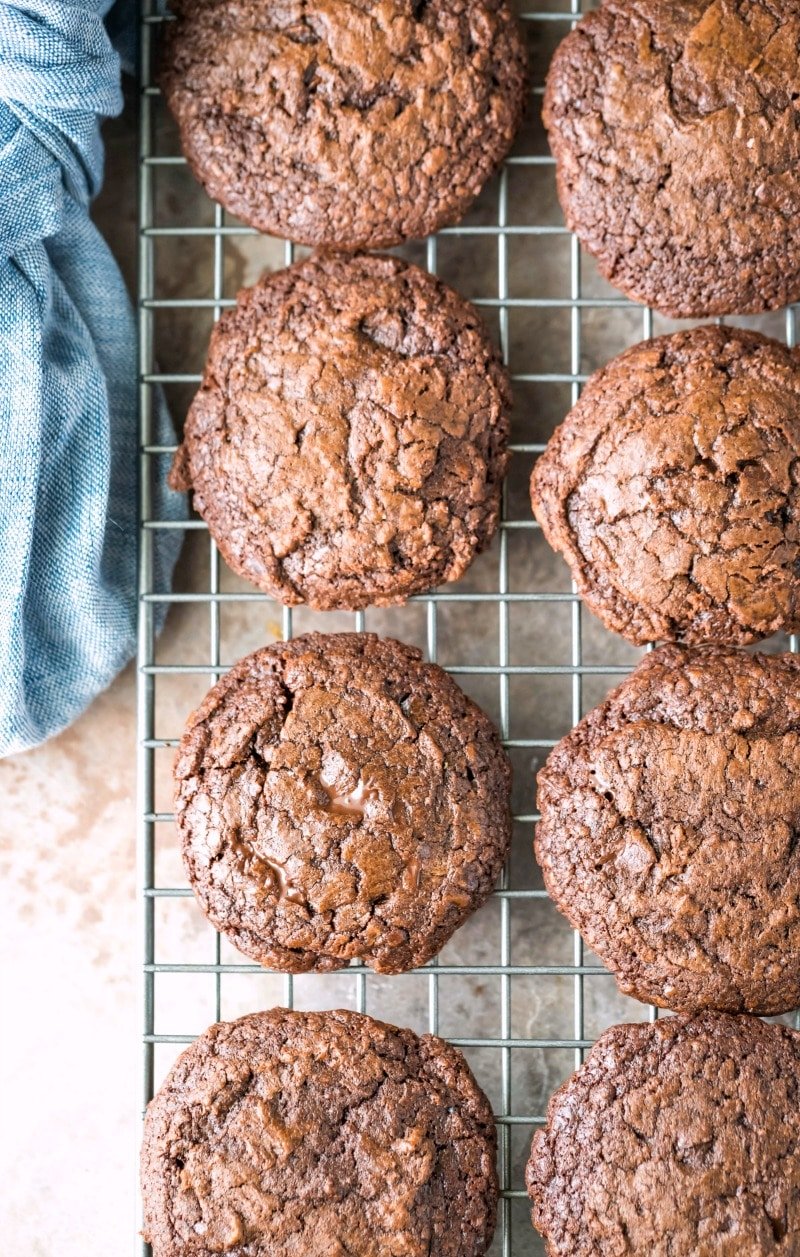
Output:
[{"xmin": 136, "ymin": 3, "xmax": 800, "ymax": 1254}]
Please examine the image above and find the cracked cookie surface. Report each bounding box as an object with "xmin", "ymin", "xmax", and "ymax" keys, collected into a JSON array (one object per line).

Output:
[
  {"xmin": 174, "ymin": 632, "xmax": 512, "ymax": 974},
  {"xmin": 544, "ymin": 0, "xmax": 800, "ymax": 317},
  {"xmin": 530, "ymin": 326, "xmax": 800, "ymax": 645},
  {"xmin": 170, "ymin": 253, "xmax": 511, "ymax": 610},
  {"xmin": 160, "ymin": 0, "xmax": 527, "ymax": 248},
  {"xmin": 536, "ymin": 644, "xmax": 800, "ymax": 1014},
  {"xmin": 141, "ymin": 1007, "xmax": 498, "ymax": 1257},
  {"xmin": 526, "ymin": 1011, "xmax": 800, "ymax": 1256}
]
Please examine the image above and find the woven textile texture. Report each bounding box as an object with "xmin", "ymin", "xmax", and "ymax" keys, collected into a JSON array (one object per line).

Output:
[{"xmin": 0, "ymin": 0, "xmax": 182, "ymax": 756}]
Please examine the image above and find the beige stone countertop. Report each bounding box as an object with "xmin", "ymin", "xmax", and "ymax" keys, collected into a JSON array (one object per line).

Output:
[{"xmin": 2, "ymin": 103, "xmax": 144, "ymax": 1256}]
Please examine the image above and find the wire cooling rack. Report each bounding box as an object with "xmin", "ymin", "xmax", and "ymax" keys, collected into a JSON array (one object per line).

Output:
[{"xmin": 136, "ymin": 3, "xmax": 800, "ymax": 1254}]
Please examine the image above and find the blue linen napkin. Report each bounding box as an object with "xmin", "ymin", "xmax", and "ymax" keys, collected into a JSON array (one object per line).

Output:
[{"xmin": 0, "ymin": 0, "xmax": 183, "ymax": 756}]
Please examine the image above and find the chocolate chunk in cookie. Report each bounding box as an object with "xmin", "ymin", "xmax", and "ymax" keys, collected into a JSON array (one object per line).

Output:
[
  {"xmin": 170, "ymin": 253, "xmax": 511, "ymax": 611},
  {"xmin": 142, "ymin": 1007, "xmax": 498, "ymax": 1257},
  {"xmin": 544, "ymin": 0, "xmax": 800, "ymax": 316},
  {"xmin": 175, "ymin": 632, "xmax": 512, "ymax": 974},
  {"xmin": 527, "ymin": 1011, "xmax": 800, "ymax": 1255},
  {"xmin": 160, "ymin": 0, "xmax": 527, "ymax": 249},
  {"xmin": 536, "ymin": 644, "xmax": 800, "ymax": 1015},
  {"xmin": 530, "ymin": 326, "xmax": 800, "ymax": 645}
]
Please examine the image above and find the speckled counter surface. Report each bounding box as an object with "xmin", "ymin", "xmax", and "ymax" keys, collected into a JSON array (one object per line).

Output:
[
  {"xmin": 2, "ymin": 102, "xmax": 143, "ymax": 1257},
  {"xmin": 3, "ymin": 26, "xmax": 798, "ymax": 1255}
]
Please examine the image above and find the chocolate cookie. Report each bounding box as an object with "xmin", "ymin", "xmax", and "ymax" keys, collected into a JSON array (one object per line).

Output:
[
  {"xmin": 159, "ymin": 0, "xmax": 527, "ymax": 249},
  {"xmin": 536, "ymin": 644, "xmax": 800, "ymax": 1015},
  {"xmin": 142, "ymin": 1007, "xmax": 498, "ymax": 1257},
  {"xmin": 174, "ymin": 632, "xmax": 512, "ymax": 974},
  {"xmin": 526, "ymin": 1011, "xmax": 800, "ymax": 1255},
  {"xmin": 530, "ymin": 326, "xmax": 800, "ymax": 645},
  {"xmin": 544, "ymin": 0, "xmax": 800, "ymax": 318},
  {"xmin": 169, "ymin": 254, "xmax": 511, "ymax": 610}
]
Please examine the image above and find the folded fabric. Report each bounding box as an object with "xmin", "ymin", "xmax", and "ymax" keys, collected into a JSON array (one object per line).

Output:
[{"xmin": 0, "ymin": 0, "xmax": 183, "ymax": 757}]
